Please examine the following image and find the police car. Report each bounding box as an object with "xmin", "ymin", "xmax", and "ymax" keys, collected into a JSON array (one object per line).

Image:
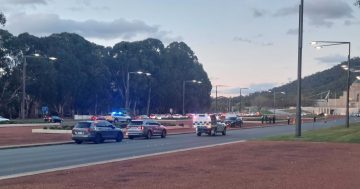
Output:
[{"xmin": 193, "ymin": 114, "xmax": 227, "ymax": 136}]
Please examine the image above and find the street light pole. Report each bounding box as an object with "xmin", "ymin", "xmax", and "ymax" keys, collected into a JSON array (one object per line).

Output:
[
  {"xmin": 21, "ymin": 56, "xmax": 26, "ymax": 119},
  {"xmin": 296, "ymin": 0, "xmax": 304, "ymax": 137},
  {"xmin": 239, "ymin": 88, "xmax": 249, "ymax": 113},
  {"xmin": 346, "ymin": 43, "xmax": 351, "ymax": 128},
  {"xmin": 126, "ymin": 71, "xmax": 151, "ymax": 112},
  {"xmin": 21, "ymin": 54, "xmax": 57, "ymax": 119},
  {"xmin": 216, "ymin": 85, "xmax": 218, "ymax": 113},
  {"xmin": 182, "ymin": 81, "xmax": 186, "ymax": 115},
  {"xmin": 146, "ymin": 78, "xmax": 152, "ymax": 116},
  {"xmin": 311, "ymin": 41, "xmax": 351, "ymax": 128},
  {"xmin": 182, "ymin": 80, "xmax": 202, "ymax": 115},
  {"xmin": 273, "ymin": 89, "xmax": 276, "ymax": 116},
  {"xmin": 126, "ymin": 72, "xmax": 130, "ymax": 110}
]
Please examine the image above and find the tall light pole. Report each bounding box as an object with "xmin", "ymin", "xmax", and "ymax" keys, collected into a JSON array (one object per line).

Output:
[
  {"xmin": 182, "ymin": 80, "xmax": 202, "ymax": 115},
  {"xmin": 239, "ymin": 88, "xmax": 249, "ymax": 113},
  {"xmin": 214, "ymin": 85, "xmax": 225, "ymax": 113},
  {"xmin": 269, "ymin": 89, "xmax": 286, "ymax": 117},
  {"xmin": 296, "ymin": 0, "xmax": 304, "ymax": 137},
  {"xmin": 311, "ymin": 41, "xmax": 351, "ymax": 128},
  {"xmin": 21, "ymin": 53, "xmax": 57, "ymax": 119},
  {"xmin": 146, "ymin": 78, "xmax": 152, "ymax": 116},
  {"xmin": 126, "ymin": 71, "xmax": 151, "ymax": 111}
]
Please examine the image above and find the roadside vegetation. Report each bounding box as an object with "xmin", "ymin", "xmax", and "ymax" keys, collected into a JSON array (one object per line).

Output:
[{"xmin": 266, "ymin": 123, "xmax": 360, "ymax": 143}]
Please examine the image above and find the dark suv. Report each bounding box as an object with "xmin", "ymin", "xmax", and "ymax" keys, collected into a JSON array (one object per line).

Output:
[
  {"xmin": 224, "ymin": 116, "xmax": 243, "ymax": 127},
  {"xmin": 72, "ymin": 120, "xmax": 123, "ymax": 144}
]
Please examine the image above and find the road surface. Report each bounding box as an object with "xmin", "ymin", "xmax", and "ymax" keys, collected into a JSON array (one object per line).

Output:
[{"xmin": 0, "ymin": 117, "xmax": 357, "ymax": 178}]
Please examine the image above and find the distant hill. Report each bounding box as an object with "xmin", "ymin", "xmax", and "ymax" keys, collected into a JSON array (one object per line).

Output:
[{"xmin": 271, "ymin": 57, "xmax": 360, "ymax": 106}]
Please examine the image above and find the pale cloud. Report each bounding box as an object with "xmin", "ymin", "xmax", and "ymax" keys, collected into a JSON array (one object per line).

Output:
[
  {"xmin": 5, "ymin": 13, "xmax": 181, "ymax": 44},
  {"xmin": 315, "ymin": 54, "xmax": 347, "ymax": 64},
  {"xmin": 233, "ymin": 37, "xmax": 273, "ymax": 46},
  {"xmin": 274, "ymin": 0, "xmax": 354, "ymax": 28},
  {"xmin": 0, "ymin": 0, "xmax": 48, "ymax": 5},
  {"xmin": 252, "ymin": 8, "xmax": 267, "ymax": 18},
  {"xmin": 248, "ymin": 83, "xmax": 277, "ymax": 92},
  {"xmin": 344, "ymin": 20, "xmax": 360, "ymax": 26},
  {"xmin": 69, "ymin": 0, "xmax": 110, "ymax": 12},
  {"xmin": 286, "ymin": 28, "xmax": 298, "ymax": 35}
]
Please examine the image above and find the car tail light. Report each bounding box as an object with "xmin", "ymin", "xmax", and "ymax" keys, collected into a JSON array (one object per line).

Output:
[{"xmin": 140, "ymin": 126, "xmax": 144, "ymax": 130}]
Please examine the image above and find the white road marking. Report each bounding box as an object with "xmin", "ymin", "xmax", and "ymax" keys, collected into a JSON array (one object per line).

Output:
[{"xmin": 0, "ymin": 140, "xmax": 246, "ymax": 180}]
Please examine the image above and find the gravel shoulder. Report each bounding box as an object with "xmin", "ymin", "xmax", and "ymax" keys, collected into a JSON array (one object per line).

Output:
[{"xmin": 1, "ymin": 141, "xmax": 359, "ymax": 189}]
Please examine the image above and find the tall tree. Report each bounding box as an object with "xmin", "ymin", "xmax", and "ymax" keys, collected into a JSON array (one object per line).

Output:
[{"xmin": 0, "ymin": 12, "xmax": 5, "ymax": 26}]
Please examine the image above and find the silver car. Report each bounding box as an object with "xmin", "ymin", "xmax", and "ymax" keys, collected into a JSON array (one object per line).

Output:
[
  {"xmin": 127, "ymin": 119, "xmax": 167, "ymax": 139},
  {"xmin": 72, "ymin": 120, "xmax": 123, "ymax": 144}
]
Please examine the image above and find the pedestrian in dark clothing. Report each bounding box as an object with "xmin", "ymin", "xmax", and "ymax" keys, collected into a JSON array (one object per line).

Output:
[{"xmin": 273, "ymin": 116, "xmax": 275, "ymax": 124}]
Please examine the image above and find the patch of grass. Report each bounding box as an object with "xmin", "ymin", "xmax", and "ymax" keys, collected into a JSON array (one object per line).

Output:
[{"xmin": 266, "ymin": 123, "xmax": 360, "ymax": 143}]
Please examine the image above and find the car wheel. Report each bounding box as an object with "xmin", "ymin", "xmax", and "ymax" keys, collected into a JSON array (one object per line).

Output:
[
  {"xmin": 208, "ymin": 129, "xmax": 212, "ymax": 136},
  {"xmin": 128, "ymin": 136, "xmax": 134, "ymax": 139},
  {"xmin": 74, "ymin": 140, "xmax": 83, "ymax": 144},
  {"xmin": 94, "ymin": 134, "xmax": 103, "ymax": 144},
  {"xmin": 146, "ymin": 131, "xmax": 152, "ymax": 139},
  {"xmin": 197, "ymin": 132, "xmax": 201, "ymax": 136},
  {"xmin": 222, "ymin": 128, "xmax": 227, "ymax": 135},
  {"xmin": 161, "ymin": 130, "xmax": 167, "ymax": 138},
  {"xmin": 116, "ymin": 132, "xmax": 123, "ymax": 142}
]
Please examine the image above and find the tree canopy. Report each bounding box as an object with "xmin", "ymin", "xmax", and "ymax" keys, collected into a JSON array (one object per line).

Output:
[{"xmin": 0, "ymin": 30, "xmax": 212, "ymax": 118}]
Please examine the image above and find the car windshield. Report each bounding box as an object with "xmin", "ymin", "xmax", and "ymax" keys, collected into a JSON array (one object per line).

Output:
[
  {"xmin": 129, "ymin": 121, "xmax": 143, "ymax": 126},
  {"xmin": 75, "ymin": 122, "xmax": 91, "ymax": 128}
]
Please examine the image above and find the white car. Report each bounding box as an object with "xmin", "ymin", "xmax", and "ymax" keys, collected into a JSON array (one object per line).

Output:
[{"xmin": 0, "ymin": 116, "xmax": 10, "ymax": 122}]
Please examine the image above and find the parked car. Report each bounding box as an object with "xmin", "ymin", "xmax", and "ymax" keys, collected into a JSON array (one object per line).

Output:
[
  {"xmin": 133, "ymin": 115, "xmax": 149, "ymax": 120},
  {"xmin": 105, "ymin": 112, "xmax": 131, "ymax": 123},
  {"xmin": 90, "ymin": 115, "xmax": 106, "ymax": 121},
  {"xmin": 0, "ymin": 116, "xmax": 10, "ymax": 122},
  {"xmin": 223, "ymin": 116, "xmax": 243, "ymax": 127},
  {"xmin": 44, "ymin": 115, "xmax": 63, "ymax": 123},
  {"xmin": 72, "ymin": 120, "xmax": 123, "ymax": 144},
  {"xmin": 127, "ymin": 119, "xmax": 167, "ymax": 139}
]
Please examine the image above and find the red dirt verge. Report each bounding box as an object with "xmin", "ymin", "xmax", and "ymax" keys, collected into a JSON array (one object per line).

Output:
[
  {"xmin": 1, "ymin": 141, "xmax": 359, "ymax": 189},
  {"xmin": 0, "ymin": 126, "xmax": 71, "ymax": 146}
]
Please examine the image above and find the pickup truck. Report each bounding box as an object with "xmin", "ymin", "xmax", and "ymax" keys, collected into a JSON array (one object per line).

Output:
[{"xmin": 193, "ymin": 114, "xmax": 227, "ymax": 136}]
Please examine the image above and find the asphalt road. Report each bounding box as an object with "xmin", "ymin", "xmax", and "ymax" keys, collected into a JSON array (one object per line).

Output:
[{"xmin": 0, "ymin": 117, "xmax": 358, "ymax": 178}]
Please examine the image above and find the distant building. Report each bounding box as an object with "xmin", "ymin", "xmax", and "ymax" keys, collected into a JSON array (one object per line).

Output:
[{"xmin": 311, "ymin": 81, "xmax": 360, "ymax": 115}]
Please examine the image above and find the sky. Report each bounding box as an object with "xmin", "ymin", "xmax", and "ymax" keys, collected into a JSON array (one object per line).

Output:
[{"xmin": 1, "ymin": 0, "xmax": 360, "ymax": 97}]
